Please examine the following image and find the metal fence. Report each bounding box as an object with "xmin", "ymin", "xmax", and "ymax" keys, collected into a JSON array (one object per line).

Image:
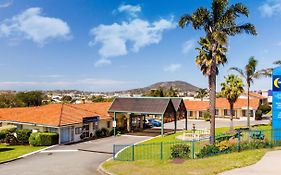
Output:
[{"xmin": 113, "ymin": 128, "xmax": 281, "ymax": 161}]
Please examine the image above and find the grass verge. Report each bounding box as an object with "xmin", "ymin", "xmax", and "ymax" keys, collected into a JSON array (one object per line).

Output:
[
  {"xmin": 0, "ymin": 144, "xmax": 46, "ymax": 163},
  {"xmin": 104, "ymin": 148, "xmax": 268, "ymax": 175}
]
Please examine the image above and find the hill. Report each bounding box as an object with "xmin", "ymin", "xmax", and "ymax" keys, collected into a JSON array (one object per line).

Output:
[{"xmin": 118, "ymin": 81, "xmax": 200, "ymax": 94}]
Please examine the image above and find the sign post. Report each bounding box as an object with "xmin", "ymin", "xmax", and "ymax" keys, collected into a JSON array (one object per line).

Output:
[{"xmin": 272, "ymin": 66, "xmax": 281, "ymax": 140}]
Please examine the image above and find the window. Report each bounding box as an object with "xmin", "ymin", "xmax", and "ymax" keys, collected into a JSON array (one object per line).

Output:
[
  {"xmin": 242, "ymin": 110, "xmax": 246, "ymax": 117},
  {"xmin": 224, "ymin": 109, "xmax": 231, "ymax": 116},
  {"xmin": 75, "ymin": 127, "xmax": 82, "ymax": 135},
  {"xmin": 199, "ymin": 111, "xmax": 203, "ymax": 118},
  {"xmin": 0, "ymin": 122, "xmax": 2, "ymax": 127},
  {"xmin": 189, "ymin": 111, "xmax": 193, "ymax": 117},
  {"xmin": 215, "ymin": 109, "xmax": 219, "ymax": 115},
  {"xmin": 107, "ymin": 121, "xmax": 111, "ymax": 128}
]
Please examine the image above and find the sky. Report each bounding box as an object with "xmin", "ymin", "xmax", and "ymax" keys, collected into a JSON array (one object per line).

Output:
[{"xmin": 0, "ymin": 0, "xmax": 280, "ymax": 92}]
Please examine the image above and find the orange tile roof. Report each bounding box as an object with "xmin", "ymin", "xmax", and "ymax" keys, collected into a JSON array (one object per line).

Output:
[
  {"xmin": 0, "ymin": 102, "xmax": 112, "ymax": 127},
  {"xmin": 184, "ymin": 98, "xmax": 260, "ymax": 111}
]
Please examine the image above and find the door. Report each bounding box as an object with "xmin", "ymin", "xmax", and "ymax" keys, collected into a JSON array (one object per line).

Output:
[{"xmin": 61, "ymin": 127, "xmax": 71, "ymax": 143}]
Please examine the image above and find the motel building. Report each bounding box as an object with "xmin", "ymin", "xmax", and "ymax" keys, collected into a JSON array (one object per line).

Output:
[
  {"xmin": 0, "ymin": 103, "xmax": 112, "ymax": 144},
  {"xmin": 184, "ymin": 98, "xmax": 261, "ymax": 119}
]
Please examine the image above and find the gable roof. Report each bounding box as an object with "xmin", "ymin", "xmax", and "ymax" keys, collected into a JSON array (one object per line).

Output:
[
  {"xmin": 0, "ymin": 102, "xmax": 111, "ymax": 127},
  {"xmin": 108, "ymin": 97, "xmax": 174, "ymax": 114},
  {"xmin": 184, "ymin": 98, "xmax": 260, "ymax": 111},
  {"xmin": 170, "ymin": 98, "xmax": 185, "ymax": 111}
]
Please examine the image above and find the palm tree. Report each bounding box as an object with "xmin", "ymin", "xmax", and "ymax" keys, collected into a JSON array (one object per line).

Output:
[
  {"xmin": 221, "ymin": 75, "xmax": 244, "ymax": 131},
  {"xmin": 229, "ymin": 57, "xmax": 266, "ymax": 127},
  {"xmin": 195, "ymin": 88, "xmax": 209, "ymax": 101},
  {"xmin": 179, "ymin": 0, "xmax": 257, "ymax": 144}
]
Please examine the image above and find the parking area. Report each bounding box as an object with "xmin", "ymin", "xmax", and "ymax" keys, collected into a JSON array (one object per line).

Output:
[{"xmin": 0, "ymin": 135, "xmax": 151, "ymax": 175}]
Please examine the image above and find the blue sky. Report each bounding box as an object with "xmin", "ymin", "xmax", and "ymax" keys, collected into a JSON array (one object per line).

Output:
[{"xmin": 0, "ymin": 0, "xmax": 280, "ymax": 92}]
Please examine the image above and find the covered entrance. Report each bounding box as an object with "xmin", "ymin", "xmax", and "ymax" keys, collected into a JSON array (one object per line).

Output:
[{"xmin": 108, "ymin": 97, "xmax": 187, "ymax": 136}]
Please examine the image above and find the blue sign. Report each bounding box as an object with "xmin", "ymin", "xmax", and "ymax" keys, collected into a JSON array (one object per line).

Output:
[
  {"xmin": 83, "ymin": 116, "xmax": 100, "ymax": 123},
  {"xmin": 272, "ymin": 67, "xmax": 281, "ymax": 140}
]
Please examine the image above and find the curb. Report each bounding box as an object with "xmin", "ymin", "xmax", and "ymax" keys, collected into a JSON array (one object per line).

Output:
[
  {"xmin": 0, "ymin": 144, "xmax": 58, "ymax": 165},
  {"xmin": 97, "ymin": 158, "xmax": 116, "ymax": 175}
]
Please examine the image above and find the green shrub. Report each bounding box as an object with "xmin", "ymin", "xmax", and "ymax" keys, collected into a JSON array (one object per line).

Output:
[
  {"xmin": 240, "ymin": 139, "xmax": 269, "ymax": 150},
  {"xmin": 196, "ymin": 144, "xmax": 220, "ymax": 158},
  {"xmin": 215, "ymin": 134, "xmax": 234, "ymax": 143},
  {"xmin": 0, "ymin": 131, "xmax": 6, "ymax": 140},
  {"xmin": 16, "ymin": 129, "xmax": 32, "ymax": 145},
  {"xmin": 216, "ymin": 140, "xmax": 236, "ymax": 153},
  {"xmin": 95, "ymin": 128, "xmax": 109, "ymax": 138},
  {"xmin": 255, "ymin": 109, "xmax": 263, "ymax": 120},
  {"xmin": 171, "ymin": 144, "xmax": 191, "ymax": 159},
  {"xmin": 203, "ymin": 111, "xmax": 210, "ymax": 121},
  {"xmin": 5, "ymin": 134, "xmax": 19, "ymax": 145},
  {"xmin": 29, "ymin": 132, "xmax": 58, "ymax": 146}
]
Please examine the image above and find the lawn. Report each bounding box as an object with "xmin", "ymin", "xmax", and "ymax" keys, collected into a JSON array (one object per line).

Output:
[
  {"xmin": 115, "ymin": 124, "xmax": 272, "ymax": 161},
  {"xmin": 0, "ymin": 144, "xmax": 46, "ymax": 163},
  {"xmin": 105, "ymin": 148, "xmax": 269, "ymax": 175}
]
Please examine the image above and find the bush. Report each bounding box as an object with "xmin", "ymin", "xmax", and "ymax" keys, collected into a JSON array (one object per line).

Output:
[
  {"xmin": 203, "ymin": 111, "xmax": 210, "ymax": 121},
  {"xmin": 171, "ymin": 144, "xmax": 191, "ymax": 159},
  {"xmin": 29, "ymin": 132, "xmax": 58, "ymax": 146},
  {"xmin": 240, "ymin": 139, "xmax": 269, "ymax": 151},
  {"xmin": 0, "ymin": 131, "xmax": 6, "ymax": 140},
  {"xmin": 216, "ymin": 140, "xmax": 236, "ymax": 153},
  {"xmin": 255, "ymin": 109, "xmax": 263, "ymax": 120},
  {"xmin": 5, "ymin": 134, "xmax": 18, "ymax": 145},
  {"xmin": 196, "ymin": 144, "xmax": 220, "ymax": 158},
  {"xmin": 95, "ymin": 128, "xmax": 109, "ymax": 138},
  {"xmin": 16, "ymin": 129, "xmax": 32, "ymax": 145},
  {"xmin": 215, "ymin": 134, "xmax": 234, "ymax": 143}
]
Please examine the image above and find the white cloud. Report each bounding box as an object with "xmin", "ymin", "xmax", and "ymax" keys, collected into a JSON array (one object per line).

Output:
[
  {"xmin": 90, "ymin": 18, "xmax": 175, "ymax": 62},
  {"xmin": 0, "ymin": 0, "xmax": 13, "ymax": 8},
  {"xmin": 164, "ymin": 64, "xmax": 181, "ymax": 73},
  {"xmin": 95, "ymin": 58, "xmax": 111, "ymax": 67},
  {"xmin": 259, "ymin": 0, "xmax": 281, "ymax": 17},
  {"xmin": 182, "ymin": 39, "xmax": 195, "ymax": 54},
  {"xmin": 0, "ymin": 7, "xmax": 71, "ymax": 45},
  {"xmin": 118, "ymin": 4, "xmax": 141, "ymax": 18}
]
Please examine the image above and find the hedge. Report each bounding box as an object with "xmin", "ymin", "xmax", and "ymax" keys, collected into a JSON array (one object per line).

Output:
[
  {"xmin": 0, "ymin": 131, "xmax": 5, "ymax": 140},
  {"xmin": 29, "ymin": 132, "xmax": 58, "ymax": 146},
  {"xmin": 16, "ymin": 129, "xmax": 32, "ymax": 145}
]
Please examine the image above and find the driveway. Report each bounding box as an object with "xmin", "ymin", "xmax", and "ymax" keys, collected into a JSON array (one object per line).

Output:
[
  {"xmin": 220, "ymin": 150, "xmax": 281, "ymax": 175},
  {"xmin": 0, "ymin": 135, "xmax": 151, "ymax": 175}
]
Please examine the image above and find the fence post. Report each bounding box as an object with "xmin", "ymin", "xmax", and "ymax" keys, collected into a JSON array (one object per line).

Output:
[
  {"xmin": 160, "ymin": 142, "xmax": 163, "ymax": 160},
  {"xmin": 113, "ymin": 144, "xmax": 115, "ymax": 160},
  {"xmin": 132, "ymin": 144, "xmax": 135, "ymax": 161},
  {"xmin": 237, "ymin": 129, "xmax": 241, "ymax": 152},
  {"xmin": 192, "ymin": 140, "xmax": 195, "ymax": 159}
]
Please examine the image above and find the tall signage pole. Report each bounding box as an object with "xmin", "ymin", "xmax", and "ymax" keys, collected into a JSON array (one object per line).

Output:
[{"xmin": 272, "ymin": 67, "xmax": 281, "ymax": 140}]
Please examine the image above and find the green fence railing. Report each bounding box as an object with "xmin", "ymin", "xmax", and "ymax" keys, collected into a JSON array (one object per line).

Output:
[{"xmin": 113, "ymin": 128, "xmax": 281, "ymax": 161}]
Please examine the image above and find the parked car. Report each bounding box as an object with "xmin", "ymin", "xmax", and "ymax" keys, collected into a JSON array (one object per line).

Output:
[
  {"xmin": 144, "ymin": 119, "xmax": 153, "ymax": 128},
  {"xmin": 148, "ymin": 118, "xmax": 162, "ymax": 127}
]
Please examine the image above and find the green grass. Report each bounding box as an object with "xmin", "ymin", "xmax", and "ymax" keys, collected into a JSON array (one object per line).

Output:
[
  {"xmin": 105, "ymin": 148, "xmax": 269, "ymax": 175},
  {"xmin": 0, "ymin": 144, "xmax": 46, "ymax": 163},
  {"xmin": 115, "ymin": 124, "xmax": 272, "ymax": 161}
]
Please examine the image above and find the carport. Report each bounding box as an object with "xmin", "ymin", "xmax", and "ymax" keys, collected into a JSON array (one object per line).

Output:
[{"xmin": 108, "ymin": 97, "xmax": 187, "ymax": 136}]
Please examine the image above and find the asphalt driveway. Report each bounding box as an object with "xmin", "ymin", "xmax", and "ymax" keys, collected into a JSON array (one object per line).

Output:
[{"xmin": 0, "ymin": 135, "xmax": 151, "ymax": 175}]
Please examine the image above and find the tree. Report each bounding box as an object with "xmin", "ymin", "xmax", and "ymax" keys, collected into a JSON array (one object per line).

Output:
[
  {"xmin": 221, "ymin": 75, "xmax": 244, "ymax": 131},
  {"xmin": 16, "ymin": 91, "xmax": 44, "ymax": 107},
  {"xmin": 61, "ymin": 95, "xmax": 72, "ymax": 102},
  {"xmin": 195, "ymin": 88, "xmax": 209, "ymax": 101},
  {"xmin": 230, "ymin": 57, "xmax": 266, "ymax": 127},
  {"xmin": 145, "ymin": 88, "xmax": 165, "ymax": 97},
  {"xmin": 165, "ymin": 86, "xmax": 178, "ymax": 97},
  {"xmin": 0, "ymin": 93, "xmax": 24, "ymax": 108},
  {"xmin": 179, "ymin": 0, "xmax": 256, "ymax": 144},
  {"xmin": 91, "ymin": 95, "xmax": 106, "ymax": 102}
]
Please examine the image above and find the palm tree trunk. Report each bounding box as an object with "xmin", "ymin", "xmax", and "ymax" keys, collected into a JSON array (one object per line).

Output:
[
  {"xmin": 230, "ymin": 103, "xmax": 234, "ymax": 132},
  {"xmin": 209, "ymin": 63, "xmax": 216, "ymax": 145},
  {"xmin": 247, "ymin": 84, "xmax": 250, "ymax": 128}
]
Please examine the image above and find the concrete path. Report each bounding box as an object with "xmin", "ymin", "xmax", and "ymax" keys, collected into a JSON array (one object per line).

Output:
[
  {"xmin": 0, "ymin": 135, "xmax": 151, "ymax": 175},
  {"xmin": 220, "ymin": 150, "xmax": 281, "ymax": 175}
]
